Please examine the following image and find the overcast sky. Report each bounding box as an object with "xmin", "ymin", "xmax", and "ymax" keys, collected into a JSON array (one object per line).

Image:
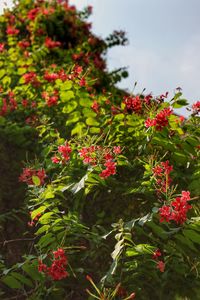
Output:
[{"xmin": 1, "ymin": 0, "xmax": 200, "ymax": 111}]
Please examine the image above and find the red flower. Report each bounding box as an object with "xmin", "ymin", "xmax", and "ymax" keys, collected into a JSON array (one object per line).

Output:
[
  {"xmin": 51, "ymin": 156, "xmax": 60, "ymax": 164},
  {"xmin": 42, "ymin": 90, "xmax": 59, "ymax": 107},
  {"xmin": 124, "ymin": 95, "xmax": 142, "ymax": 114},
  {"xmin": 44, "ymin": 71, "xmax": 59, "ymax": 82},
  {"xmin": 18, "ymin": 40, "xmax": 30, "ymax": 49},
  {"xmin": 145, "ymin": 117, "xmax": 156, "ymax": 128},
  {"xmin": 113, "ymin": 146, "xmax": 121, "ymax": 154},
  {"xmin": 145, "ymin": 107, "xmax": 173, "ymax": 130},
  {"xmin": 152, "ymin": 249, "xmax": 162, "ymax": 260},
  {"xmin": 45, "ymin": 37, "xmax": 61, "ymax": 49},
  {"xmin": 91, "ymin": 100, "xmax": 99, "ymax": 114},
  {"xmin": 38, "ymin": 260, "xmax": 48, "ymax": 273},
  {"xmin": 153, "ymin": 160, "xmax": 173, "ymax": 193},
  {"xmin": 156, "ymin": 260, "xmax": 165, "ymax": 272},
  {"xmin": 192, "ymin": 101, "xmax": 200, "ymax": 114},
  {"xmin": 79, "ymin": 77, "xmax": 86, "ymax": 87},
  {"xmin": 100, "ymin": 160, "xmax": 116, "ymax": 178},
  {"xmin": 38, "ymin": 248, "xmax": 68, "ymax": 281},
  {"xmin": 52, "ymin": 142, "xmax": 72, "ymax": 164},
  {"xmin": 21, "ymin": 99, "xmax": 29, "ymax": 107},
  {"xmin": 23, "ymin": 72, "xmax": 39, "ymax": 86},
  {"xmin": 159, "ymin": 205, "xmax": 171, "ymax": 223},
  {"xmin": 0, "ymin": 43, "xmax": 5, "ymax": 52},
  {"xmin": 19, "ymin": 168, "xmax": 47, "ymax": 185},
  {"xmin": 6, "ymin": 26, "xmax": 19, "ymax": 35},
  {"xmin": 170, "ymin": 191, "xmax": 191, "ymax": 224},
  {"xmin": 159, "ymin": 191, "xmax": 192, "ymax": 225},
  {"xmin": 73, "ymin": 65, "xmax": 83, "ymax": 76},
  {"xmin": 78, "ymin": 146, "xmax": 97, "ymax": 165},
  {"xmin": 58, "ymin": 143, "xmax": 72, "ymax": 161},
  {"xmin": 27, "ymin": 8, "xmax": 40, "ymax": 20}
]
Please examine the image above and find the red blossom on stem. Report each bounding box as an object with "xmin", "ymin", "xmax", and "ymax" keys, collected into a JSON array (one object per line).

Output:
[
  {"xmin": 19, "ymin": 168, "xmax": 47, "ymax": 186},
  {"xmin": 23, "ymin": 72, "xmax": 40, "ymax": 86},
  {"xmin": 6, "ymin": 26, "xmax": 19, "ymax": 35},
  {"xmin": 38, "ymin": 248, "xmax": 68, "ymax": 281},
  {"xmin": 18, "ymin": 40, "xmax": 30, "ymax": 49},
  {"xmin": 156, "ymin": 260, "xmax": 165, "ymax": 272},
  {"xmin": 123, "ymin": 95, "xmax": 142, "ymax": 114},
  {"xmin": 91, "ymin": 100, "xmax": 100, "ymax": 114},
  {"xmin": 145, "ymin": 107, "xmax": 173, "ymax": 130},
  {"xmin": 52, "ymin": 142, "xmax": 72, "ymax": 164},
  {"xmin": 192, "ymin": 101, "xmax": 200, "ymax": 114},
  {"xmin": 159, "ymin": 191, "xmax": 192, "ymax": 225},
  {"xmin": 27, "ymin": 7, "xmax": 40, "ymax": 20},
  {"xmin": 0, "ymin": 43, "xmax": 5, "ymax": 52},
  {"xmin": 153, "ymin": 160, "xmax": 173, "ymax": 193},
  {"xmin": 45, "ymin": 37, "xmax": 62, "ymax": 49},
  {"xmin": 152, "ymin": 249, "xmax": 162, "ymax": 260}
]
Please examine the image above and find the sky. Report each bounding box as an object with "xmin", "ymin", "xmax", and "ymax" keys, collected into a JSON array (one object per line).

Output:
[{"xmin": 1, "ymin": 0, "xmax": 200, "ymax": 112}]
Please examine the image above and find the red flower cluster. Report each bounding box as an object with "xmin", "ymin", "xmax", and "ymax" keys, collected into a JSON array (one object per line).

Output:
[
  {"xmin": 192, "ymin": 101, "xmax": 200, "ymax": 114},
  {"xmin": 43, "ymin": 71, "xmax": 59, "ymax": 82},
  {"xmin": 152, "ymin": 249, "xmax": 165, "ymax": 272},
  {"xmin": 159, "ymin": 191, "xmax": 192, "ymax": 224},
  {"xmin": 6, "ymin": 26, "xmax": 19, "ymax": 35},
  {"xmin": 28, "ymin": 212, "xmax": 41, "ymax": 227},
  {"xmin": 152, "ymin": 249, "xmax": 162, "ymax": 260},
  {"xmin": 153, "ymin": 160, "xmax": 173, "ymax": 193},
  {"xmin": 42, "ymin": 90, "xmax": 59, "ymax": 107},
  {"xmin": 79, "ymin": 77, "xmax": 86, "ymax": 87},
  {"xmin": 27, "ymin": 8, "xmax": 40, "ymax": 20},
  {"xmin": 51, "ymin": 142, "xmax": 72, "ymax": 164},
  {"xmin": 0, "ymin": 92, "xmax": 18, "ymax": 116},
  {"xmin": 0, "ymin": 43, "xmax": 5, "ymax": 52},
  {"xmin": 91, "ymin": 100, "xmax": 100, "ymax": 114},
  {"xmin": 18, "ymin": 40, "xmax": 30, "ymax": 49},
  {"xmin": 156, "ymin": 260, "xmax": 165, "ymax": 273},
  {"xmin": 78, "ymin": 146, "xmax": 97, "ymax": 165},
  {"xmin": 38, "ymin": 248, "xmax": 68, "ymax": 281},
  {"xmin": 19, "ymin": 168, "xmax": 47, "ymax": 185},
  {"xmin": 43, "ymin": 69, "xmax": 69, "ymax": 82},
  {"xmin": 78, "ymin": 145, "xmax": 121, "ymax": 178},
  {"xmin": 145, "ymin": 107, "xmax": 173, "ymax": 130},
  {"xmin": 45, "ymin": 37, "xmax": 62, "ymax": 49},
  {"xmin": 100, "ymin": 160, "xmax": 116, "ymax": 178},
  {"xmin": 123, "ymin": 95, "xmax": 142, "ymax": 114},
  {"xmin": 23, "ymin": 72, "xmax": 40, "ymax": 86}
]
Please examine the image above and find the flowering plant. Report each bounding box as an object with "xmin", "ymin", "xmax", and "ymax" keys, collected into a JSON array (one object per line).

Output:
[{"xmin": 0, "ymin": 0, "xmax": 200, "ymax": 299}]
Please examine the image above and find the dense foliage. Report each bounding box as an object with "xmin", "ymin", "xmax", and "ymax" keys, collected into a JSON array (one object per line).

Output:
[{"xmin": 0, "ymin": 0, "xmax": 200, "ymax": 299}]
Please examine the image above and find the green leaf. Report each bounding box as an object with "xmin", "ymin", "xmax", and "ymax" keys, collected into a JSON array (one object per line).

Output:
[
  {"xmin": 22, "ymin": 263, "xmax": 42, "ymax": 281},
  {"xmin": 172, "ymin": 99, "xmax": 188, "ymax": 108},
  {"xmin": 79, "ymin": 98, "xmax": 92, "ymax": 107},
  {"xmin": 183, "ymin": 229, "xmax": 200, "ymax": 244},
  {"xmin": 32, "ymin": 175, "xmax": 41, "ymax": 186},
  {"xmin": 38, "ymin": 233, "xmax": 55, "ymax": 248},
  {"xmin": 60, "ymin": 90, "xmax": 75, "ymax": 102},
  {"xmin": 126, "ymin": 244, "xmax": 155, "ymax": 257},
  {"xmin": 60, "ymin": 80, "xmax": 73, "ymax": 90},
  {"xmin": 62, "ymin": 101, "xmax": 77, "ymax": 113},
  {"xmin": 39, "ymin": 212, "xmax": 54, "ymax": 222},
  {"xmin": 71, "ymin": 122, "xmax": 86, "ymax": 136},
  {"xmin": 2, "ymin": 275, "xmax": 22, "ymax": 289},
  {"xmin": 86, "ymin": 117, "xmax": 100, "ymax": 127},
  {"xmin": 35, "ymin": 225, "xmax": 50, "ymax": 235},
  {"xmin": 31, "ymin": 206, "xmax": 47, "ymax": 220},
  {"xmin": 66, "ymin": 111, "xmax": 81, "ymax": 125},
  {"xmin": 11, "ymin": 272, "xmax": 33, "ymax": 287},
  {"xmin": 0, "ymin": 69, "xmax": 5, "ymax": 79}
]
